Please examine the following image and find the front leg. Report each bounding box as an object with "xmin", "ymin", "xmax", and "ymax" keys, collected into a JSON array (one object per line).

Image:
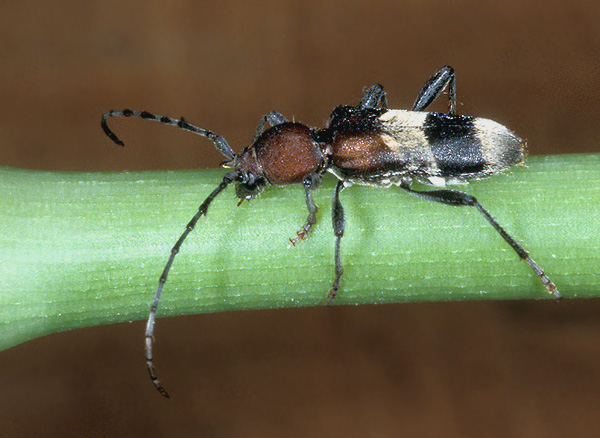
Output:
[
  {"xmin": 253, "ymin": 111, "xmax": 288, "ymax": 143},
  {"xmin": 290, "ymin": 173, "xmax": 322, "ymax": 245}
]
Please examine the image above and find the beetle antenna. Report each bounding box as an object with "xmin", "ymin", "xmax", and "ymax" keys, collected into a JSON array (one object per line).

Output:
[
  {"xmin": 145, "ymin": 171, "xmax": 238, "ymax": 398},
  {"xmin": 101, "ymin": 109, "xmax": 236, "ymax": 160}
]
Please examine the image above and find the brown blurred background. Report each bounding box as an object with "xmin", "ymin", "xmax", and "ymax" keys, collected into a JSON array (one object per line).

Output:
[{"xmin": 1, "ymin": 1, "xmax": 600, "ymax": 437}]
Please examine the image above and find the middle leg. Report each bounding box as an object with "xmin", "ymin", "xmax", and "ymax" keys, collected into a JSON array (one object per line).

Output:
[{"xmin": 327, "ymin": 180, "xmax": 348, "ymax": 303}]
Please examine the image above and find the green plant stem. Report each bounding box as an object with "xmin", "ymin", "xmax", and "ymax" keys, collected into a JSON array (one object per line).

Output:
[{"xmin": 1, "ymin": 154, "xmax": 599, "ymax": 350}]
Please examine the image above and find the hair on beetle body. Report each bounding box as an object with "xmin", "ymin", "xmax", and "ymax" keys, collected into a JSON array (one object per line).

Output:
[{"xmin": 102, "ymin": 65, "xmax": 560, "ymax": 398}]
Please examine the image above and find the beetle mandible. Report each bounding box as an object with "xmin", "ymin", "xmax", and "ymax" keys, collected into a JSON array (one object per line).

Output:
[{"xmin": 102, "ymin": 66, "xmax": 560, "ymax": 397}]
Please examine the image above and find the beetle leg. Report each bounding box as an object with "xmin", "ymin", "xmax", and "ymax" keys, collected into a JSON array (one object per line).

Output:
[
  {"xmin": 359, "ymin": 84, "xmax": 389, "ymax": 110},
  {"xmin": 412, "ymin": 66, "xmax": 457, "ymax": 115},
  {"xmin": 290, "ymin": 173, "xmax": 322, "ymax": 245},
  {"xmin": 252, "ymin": 111, "xmax": 288, "ymax": 142},
  {"xmin": 400, "ymin": 183, "xmax": 560, "ymax": 299},
  {"xmin": 327, "ymin": 180, "xmax": 348, "ymax": 303}
]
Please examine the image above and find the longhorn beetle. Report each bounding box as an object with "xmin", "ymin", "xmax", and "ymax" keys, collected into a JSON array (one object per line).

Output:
[{"xmin": 102, "ymin": 66, "xmax": 560, "ymax": 397}]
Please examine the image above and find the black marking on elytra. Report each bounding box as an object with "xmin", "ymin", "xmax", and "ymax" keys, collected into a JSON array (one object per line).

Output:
[{"xmin": 425, "ymin": 113, "xmax": 485, "ymax": 176}]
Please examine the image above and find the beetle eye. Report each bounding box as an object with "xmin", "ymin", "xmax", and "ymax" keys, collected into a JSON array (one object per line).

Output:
[{"xmin": 235, "ymin": 181, "xmax": 263, "ymax": 200}]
